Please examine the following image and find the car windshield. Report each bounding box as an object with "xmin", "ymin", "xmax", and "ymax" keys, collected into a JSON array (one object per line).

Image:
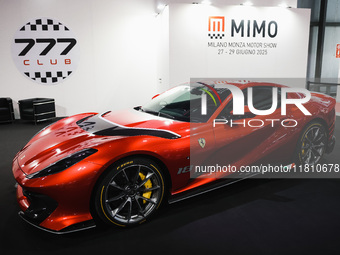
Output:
[{"xmin": 138, "ymin": 83, "xmax": 231, "ymax": 122}]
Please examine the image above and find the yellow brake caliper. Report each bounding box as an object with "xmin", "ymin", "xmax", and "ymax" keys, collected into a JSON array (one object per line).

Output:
[
  {"xmin": 302, "ymin": 141, "xmax": 305, "ymax": 155},
  {"xmin": 139, "ymin": 172, "xmax": 152, "ymax": 204}
]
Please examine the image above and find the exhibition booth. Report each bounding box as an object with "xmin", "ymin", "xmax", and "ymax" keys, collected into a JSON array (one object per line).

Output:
[
  {"xmin": 1, "ymin": 0, "xmax": 340, "ymax": 254},
  {"xmin": 0, "ymin": 0, "xmax": 330, "ymax": 117}
]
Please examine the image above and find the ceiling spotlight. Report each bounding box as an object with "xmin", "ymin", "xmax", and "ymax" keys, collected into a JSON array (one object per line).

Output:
[{"xmin": 242, "ymin": 1, "xmax": 253, "ymax": 6}]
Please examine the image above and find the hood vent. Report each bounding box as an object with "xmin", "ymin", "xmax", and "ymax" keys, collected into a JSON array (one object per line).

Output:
[{"xmin": 77, "ymin": 113, "xmax": 181, "ymax": 139}]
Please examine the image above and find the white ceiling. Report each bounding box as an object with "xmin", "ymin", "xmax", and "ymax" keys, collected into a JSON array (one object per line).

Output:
[{"xmin": 154, "ymin": 0, "xmax": 298, "ymax": 12}]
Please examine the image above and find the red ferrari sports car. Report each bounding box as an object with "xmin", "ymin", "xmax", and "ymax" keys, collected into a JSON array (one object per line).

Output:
[{"xmin": 13, "ymin": 81, "xmax": 336, "ymax": 233}]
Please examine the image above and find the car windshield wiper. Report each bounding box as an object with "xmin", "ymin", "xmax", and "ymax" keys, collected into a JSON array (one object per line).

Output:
[{"xmin": 140, "ymin": 108, "xmax": 175, "ymax": 120}]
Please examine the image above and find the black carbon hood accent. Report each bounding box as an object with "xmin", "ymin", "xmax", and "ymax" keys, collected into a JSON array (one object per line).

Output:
[{"xmin": 76, "ymin": 113, "xmax": 181, "ymax": 139}]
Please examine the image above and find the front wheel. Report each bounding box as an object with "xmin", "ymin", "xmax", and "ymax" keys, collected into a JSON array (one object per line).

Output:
[
  {"xmin": 296, "ymin": 121, "xmax": 327, "ymax": 165},
  {"xmin": 94, "ymin": 157, "xmax": 166, "ymax": 227}
]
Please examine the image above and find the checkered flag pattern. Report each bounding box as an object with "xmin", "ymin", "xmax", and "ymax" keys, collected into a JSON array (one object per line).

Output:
[
  {"xmin": 20, "ymin": 18, "xmax": 69, "ymax": 32},
  {"xmin": 208, "ymin": 33, "xmax": 225, "ymax": 39},
  {"xmin": 24, "ymin": 71, "xmax": 72, "ymax": 83}
]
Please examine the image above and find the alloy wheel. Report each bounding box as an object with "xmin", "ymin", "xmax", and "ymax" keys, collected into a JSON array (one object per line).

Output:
[
  {"xmin": 300, "ymin": 125, "xmax": 327, "ymax": 165},
  {"xmin": 100, "ymin": 163, "xmax": 164, "ymax": 225}
]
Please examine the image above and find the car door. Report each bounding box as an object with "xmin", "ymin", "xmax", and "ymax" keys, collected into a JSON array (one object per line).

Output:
[{"xmin": 211, "ymin": 86, "xmax": 286, "ymax": 178}]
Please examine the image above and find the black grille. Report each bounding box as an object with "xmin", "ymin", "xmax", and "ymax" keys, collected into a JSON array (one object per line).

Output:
[{"xmin": 22, "ymin": 189, "xmax": 58, "ymax": 224}]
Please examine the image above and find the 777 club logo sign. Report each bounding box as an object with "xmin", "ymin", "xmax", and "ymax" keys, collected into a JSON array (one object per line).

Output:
[{"xmin": 11, "ymin": 17, "xmax": 80, "ymax": 85}]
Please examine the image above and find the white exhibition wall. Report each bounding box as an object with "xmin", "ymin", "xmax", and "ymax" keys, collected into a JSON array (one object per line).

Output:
[
  {"xmin": 165, "ymin": 4, "xmax": 311, "ymax": 87},
  {"xmin": 0, "ymin": 0, "xmax": 159, "ymax": 117},
  {"xmin": 0, "ymin": 0, "xmax": 308, "ymax": 118}
]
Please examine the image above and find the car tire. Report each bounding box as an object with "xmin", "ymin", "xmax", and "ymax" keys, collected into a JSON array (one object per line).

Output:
[
  {"xmin": 94, "ymin": 157, "xmax": 166, "ymax": 227},
  {"xmin": 295, "ymin": 121, "xmax": 328, "ymax": 166}
]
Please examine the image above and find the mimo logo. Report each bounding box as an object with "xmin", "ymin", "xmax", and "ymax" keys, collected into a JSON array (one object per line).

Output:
[
  {"xmin": 199, "ymin": 83, "xmax": 312, "ymax": 128},
  {"xmin": 208, "ymin": 16, "xmax": 225, "ymax": 39},
  {"xmin": 208, "ymin": 15, "xmax": 278, "ymax": 39}
]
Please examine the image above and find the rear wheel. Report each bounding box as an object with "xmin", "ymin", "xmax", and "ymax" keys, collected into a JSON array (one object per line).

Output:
[
  {"xmin": 296, "ymin": 121, "xmax": 327, "ymax": 165},
  {"xmin": 94, "ymin": 157, "xmax": 165, "ymax": 227}
]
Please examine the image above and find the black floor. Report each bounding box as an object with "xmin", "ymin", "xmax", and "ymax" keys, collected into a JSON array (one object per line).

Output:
[{"xmin": 1, "ymin": 118, "xmax": 340, "ymax": 255}]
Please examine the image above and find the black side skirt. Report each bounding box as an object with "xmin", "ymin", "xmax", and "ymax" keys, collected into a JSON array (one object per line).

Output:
[{"xmin": 169, "ymin": 173, "xmax": 258, "ymax": 204}]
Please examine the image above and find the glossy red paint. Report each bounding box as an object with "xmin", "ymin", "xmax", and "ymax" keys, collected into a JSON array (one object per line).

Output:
[{"xmin": 12, "ymin": 82, "xmax": 336, "ymax": 232}]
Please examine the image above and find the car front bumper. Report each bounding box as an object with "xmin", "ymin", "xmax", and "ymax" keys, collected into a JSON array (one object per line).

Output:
[
  {"xmin": 13, "ymin": 157, "xmax": 99, "ymax": 234},
  {"xmin": 16, "ymin": 185, "xmax": 96, "ymax": 234}
]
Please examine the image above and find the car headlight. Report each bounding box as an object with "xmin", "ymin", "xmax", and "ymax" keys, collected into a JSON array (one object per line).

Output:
[{"xmin": 27, "ymin": 148, "xmax": 98, "ymax": 179}]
